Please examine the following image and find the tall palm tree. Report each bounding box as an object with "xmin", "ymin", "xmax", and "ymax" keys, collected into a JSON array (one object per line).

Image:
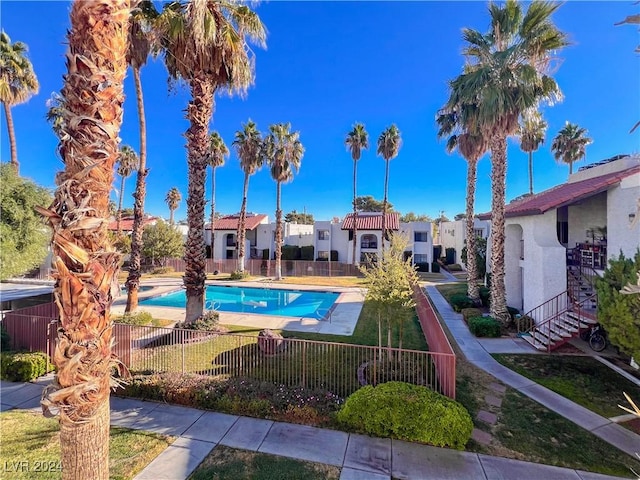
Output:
[
  {"xmin": 206, "ymin": 130, "xmax": 228, "ymax": 261},
  {"xmin": 551, "ymin": 121, "xmax": 592, "ymax": 175},
  {"xmin": 0, "ymin": 31, "xmax": 39, "ymax": 174},
  {"xmin": 519, "ymin": 109, "xmax": 547, "ymax": 194},
  {"xmin": 116, "ymin": 145, "xmax": 139, "ymax": 234},
  {"xmin": 165, "ymin": 186, "xmax": 182, "ymax": 225},
  {"xmin": 35, "ymin": 1, "xmax": 128, "ymax": 477},
  {"xmin": 437, "ymin": 105, "xmax": 487, "ymax": 303},
  {"xmin": 376, "ymin": 124, "xmax": 401, "ymax": 243},
  {"xmin": 232, "ymin": 119, "xmax": 264, "ymax": 272},
  {"xmin": 158, "ymin": 0, "xmax": 266, "ymax": 322},
  {"xmin": 446, "ymin": 0, "xmax": 568, "ymax": 324},
  {"xmin": 345, "ymin": 123, "xmax": 369, "ymax": 266},
  {"xmin": 264, "ymin": 123, "xmax": 304, "ymax": 280},
  {"xmin": 126, "ymin": 0, "xmax": 158, "ymax": 313}
]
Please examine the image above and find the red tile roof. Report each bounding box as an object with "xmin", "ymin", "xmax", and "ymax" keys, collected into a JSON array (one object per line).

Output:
[
  {"xmin": 207, "ymin": 214, "xmax": 268, "ymax": 231},
  {"xmin": 478, "ymin": 166, "xmax": 640, "ymax": 220},
  {"xmin": 341, "ymin": 212, "xmax": 400, "ymax": 230},
  {"xmin": 107, "ymin": 216, "xmax": 158, "ymax": 232}
]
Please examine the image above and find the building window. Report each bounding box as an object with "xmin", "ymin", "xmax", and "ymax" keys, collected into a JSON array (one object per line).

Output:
[
  {"xmin": 557, "ymin": 221, "xmax": 568, "ymax": 245},
  {"xmin": 474, "ymin": 228, "xmax": 484, "ymax": 238},
  {"xmin": 317, "ymin": 251, "xmax": 329, "ymax": 260},
  {"xmin": 225, "ymin": 234, "xmax": 236, "ymax": 247},
  {"xmin": 414, "ymin": 231, "xmax": 428, "ymax": 242},
  {"xmin": 317, "ymin": 230, "xmax": 329, "ymax": 240},
  {"xmin": 361, "ymin": 234, "xmax": 377, "ymax": 249},
  {"xmin": 414, "ymin": 254, "xmax": 429, "ymax": 263}
]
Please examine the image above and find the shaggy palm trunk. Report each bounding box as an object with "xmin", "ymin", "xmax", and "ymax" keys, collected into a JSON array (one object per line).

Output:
[
  {"xmin": 528, "ymin": 151, "xmax": 533, "ymax": 195},
  {"xmin": 169, "ymin": 207, "xmax": 175, "ymax": 225},
  {"xmin": 125, "ymin": 65, "xmax": 148, "ymax": 313},
  {"xmin": 38, "ymin": 1, "xmax": 129, "ymax": 478},
  {"xmin": 275, "ymin": 181, "xmax": 283, "ymax": 280},
  {"xmin": 465, "ymin": 158, "xmax": 480, "ymax": 303},
  {"xmin": 116, "ymin": 175, "xmax": 125, "ymax": 234},
  {"xmin": 183, "ymin": 75, "xmax": 213, "ymax": 322},
  {"xmin": 489, "ymin": 135, "xmax": 510, "ymax": 325},
  {"xmin": 381, "ymin": 159, "xmax": 390, "ymax": 247},
  {"xmin": 3, "ymin": 103, "xmax": 19, "ymax": 174},
  {"xmin": 237, "ymin": 173, "xmax": 250, "ymax": 272},
  {"xmin": 210, "ymin": 166, "xmax": 216, "ymax": 261},
  {"xmin": 352, "ymin": 160, "xmax": 358, "ymax": 265}
]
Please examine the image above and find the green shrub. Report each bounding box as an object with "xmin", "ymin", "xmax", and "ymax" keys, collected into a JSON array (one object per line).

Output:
[
  {"xmin": 281, "ymin": 245, "xmax": 301, "ymax": 261},
  {"xmin": 461, "ymin": 308, "xmax": 483, "ymax": 324},
  {"xmin": 415, "ymin": 262, "xmax": 430, "ymax": 273},
  {"xmin": 337, "ymin": 381, "xmax": 472, "ymax": 450},
  {"xmin": 479, "ymin": 287, "xmax": 490, "ymax": 307},
  {"xmin": 175, "ymin": 311, "xmax": 220, "ymax": 331},
  {"xmin": 230, "ymin": 270, "xmax": 249, "ymax": 280},
  {"xmin": 116, "ymin": 310, "xmax": 153, "ymax": 326},
  {"xmin": 151, "ymin": 266, "xmax": 174, "ymax": 275},
  {"xmin": 1, "ymin": 325, "xmax": 11, "ymax": 351},
  {"xmin": 468, "ymin": 316, "xmax": 501, "ymax": 337},
  {"xmin": 447, "ymin": 263, "xmax": 463, "ymax": 272},
  {"xmin": 300, "ymin": 245, "xmax": 314, "ymax": 261},
  {"xmin": 431, "ymin": 261, "xmax": 440, "ymax": 273},
  {"xmin": 1, "ymin": 352, "xmax": 52, "ymax": 381},
  {"xmin": 450, "ymin": 294, "xmax": 474, "ymax": 312}
]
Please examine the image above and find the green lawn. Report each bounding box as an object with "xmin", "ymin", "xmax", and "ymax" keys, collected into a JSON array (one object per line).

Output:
[
  {"xmin": 492, "ymin": 354, "xmax": 640, "ymax": 418},
  {"xmin": 0, "ymin": 410, "xmax": 174, "ymax": 480}
]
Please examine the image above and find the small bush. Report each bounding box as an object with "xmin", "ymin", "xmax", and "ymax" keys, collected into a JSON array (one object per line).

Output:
[
  {"xmin": 1, "ymin": 325, "xmax": 11, "ymax": 351},
  {"xmin": 116, "ymin": 311, "xmax": 153, "ymax": 326},
  {"xmin": 415, "ymin": 262, "xmax": 430, "ymax": 272},
  {"xmin": 151, "ymin": 266, "xmax": 174, "ymax": 275},
  {"xmin": 479, "ymin": 287, "xmax": 490, "ymax": 307},
  {"xmin": 230, "ymin": 270, "xmax": 249, "ymax": 280},
  {"xmin": 431, "ymin": 261, "xmax": 440, "ymax": 273},
  {"xmin": 175, "ymin": 311, "xmax": 221, "ymax": 331},
  {"xmin": 337, "ymin": 381, "xmax": 472, "ymax": 450},
  {"xmin": 300, "ymin": 245, "xmax": 314, "ymax": 261},
  {"xmin": 468, "ymin": 316, "xmax": 501, "ymax": 337},
  {"xmin": 461, "ymin": 308, "xmax": 483, "ymax": 324},
  {"xmin": 450, "ymin": 294, "xmax": 474, "ymax": 312},
  {"xmin": 1, "ymin": 352, "xmax": 52, "ymax": 381},
  {"xmin": 446, "ymin": 263, "xmax": 463, "ymax": 272}
]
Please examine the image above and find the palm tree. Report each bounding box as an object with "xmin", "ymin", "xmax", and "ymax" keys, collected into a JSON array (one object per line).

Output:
[
  {"xmin": 264, "ymin": 123, "xmax": 304, "ymax": 280},
  {"xmin": 437, "ymin": 105, "xmax": 487, "ymax": 303},
  {"xmin": 0, "ymin": 31, "xmax": 39, "ymax": 174},
  {"xmin": 232, "ymin": 120, "xmax": 264, "ymax": 272},
  {"xmin": 345, "ymin": 123, "xmax": 369, "ymax": 266},
  {"xmin": 446, "ymin": 0, "xmax": 568, "ymax": 324},
  {"xmin": 125, "ymin": 0, "xmax": 158, "ymax": 314},
  {"xmin": 165, "ymin": 187, "xmax": 182, "ymax": 225},
  {"xmin": 519, "ymin": 109, "xmax": 547, "ymax": 194},
  {"xmin": 116, "ymin": 145, "xmax": 139, "ymax": 234},
  {"xmin": 376, "ymin": 124, "xmax": 402, "ymax": 243},
  {"xmin": 158, "ymin": 0, "xmax": 266, "ymax": 322},
  {"xmin": 206, "ymin": 131, "xmax": 229, "ymax": 261},
  {"xmin": 551, "ymin": 121, "xmax": 593, "ymax": 175},
  {"xmin": 35, "ymin": 1, "xmax": 127, "ymax": 476}
]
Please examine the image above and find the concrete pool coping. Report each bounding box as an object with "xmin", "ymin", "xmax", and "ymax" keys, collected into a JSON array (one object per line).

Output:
[{"xmin": 111, "ymin": 279, "xmax": 366, "ymax": 336}]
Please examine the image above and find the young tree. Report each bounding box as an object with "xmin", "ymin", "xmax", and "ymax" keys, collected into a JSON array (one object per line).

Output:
[
  {"xmin": 232, "ymin": 120, "xmax": 264, "ymax": 272},
  {"xmin": 0, "ymin": 32, "xmax": 39, "ymax": 174},
  {"xmin": 264, "ymin": 123, "xmax": 304, "ymax": 280},
  {"xmin": 551, "ymin": 121, "xmax": 593, "ymax": 175},
  {"xmin": 36, "ymin": 1, "xmax": 128, "ymax": 477},
  {"xmin": 345, "ymin": 123, "xmax": 369, "ymax": 265},
  {"xmin": 142, "ymin": 220, "xmax": 184, "ymax": 267},
  {"xmin": 206, "ymin": 131, "xmax": 229, "ymax": 260},
  {"xmin": 377, "ymin": 125, "xmax": 402, "ymax": 243},
  {"xmin": 518, "ymin": 109, "xmax": 547, "ymax": 195},
  {"xmin": 165, "ymin": 186, "xmax": 181, "ymax": 225},
  {"xmin": 0, "ymin": 164, "xmax": 51, "ymax": 280},
  {"xmin": 115, "ymin": 145, "xmax": 139, "ymax": 234}
]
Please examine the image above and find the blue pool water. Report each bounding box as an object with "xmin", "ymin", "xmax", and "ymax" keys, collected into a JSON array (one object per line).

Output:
[{"xmin": 139, "ymin": 285, "xmax": 340, "ymax": 319}]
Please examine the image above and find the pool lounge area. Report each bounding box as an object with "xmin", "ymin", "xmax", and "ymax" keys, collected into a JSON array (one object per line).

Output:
[{"xmin": 111, "ymin": 279, "xmax": 365, "ymax": 336}]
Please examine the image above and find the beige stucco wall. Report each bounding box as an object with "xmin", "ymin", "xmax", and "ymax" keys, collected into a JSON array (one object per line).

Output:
[{"xmin": 607, "ymin": 173, "xmax": 640, "ymax": 260}]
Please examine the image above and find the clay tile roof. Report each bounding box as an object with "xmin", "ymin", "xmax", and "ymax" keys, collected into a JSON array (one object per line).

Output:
[
  {"xmin": 107, "ymin": 216, "xmax": 158, "ymax": 232},
  {"xmin": 477, "ymin": 166, "xmax": 640, "ymax": 220},
  {"xmin": 341, "ymin": 212, "xmax": 400, "ymax": 230},
  {"xmin": 208, "ymin": 214, "xmax": 268, "ymax": 231}
]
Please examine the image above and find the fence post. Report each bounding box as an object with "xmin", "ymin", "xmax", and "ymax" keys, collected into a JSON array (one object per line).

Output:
[
  {"xmin": 181, "ymin": 331, "xmax": 185, "ymax": 373},
  {"xmin": 302, "ymin": 342, "xmax": 307, "ymax": 389}
]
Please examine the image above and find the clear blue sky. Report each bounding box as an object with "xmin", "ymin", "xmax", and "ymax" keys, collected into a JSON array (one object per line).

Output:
[{"xmin": 2, "ymin": 1, "xmax": 639, "ymax": 223}]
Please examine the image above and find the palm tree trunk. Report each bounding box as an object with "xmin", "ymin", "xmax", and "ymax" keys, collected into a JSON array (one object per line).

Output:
[
  {"xmin": 210, "ymin": 166, "xmax": 216, "ymax": 260},
  {"xmin": 183, "ymin": 75, "xmax": 213, "ymax": 323},
  {"xmin": 528, "ymin": 151, "xmax": 533, "ymax": 195},
  {"xmin": 116, "ymin": 175, "xmax": 125, "ymax": 234},
  {"xmin": 465, "ymin": 158, "xmax": 480, "ymax": 303},
  {"xmin": 275, "ymin": 181, "xmax": 282, "ymax": 280},
  {"xmin": 38, "ymin": 1, "xmax": 128, "ymax": 478},
  {"xmin": 489, "ymin": 135, "xmax": 510, "ymax": 325},
  {"xmin": 569, "ymin": 160, "xmax": 573, "ymax": 175},
  {"xmin": 126, "ymin": 65, "xmax": 148, "ymax": 313},
  {"xmin": 352, "ymin": 160, "xmax": 358, "ymax": 265},
  {"xmin": 169, "ymin": 207, "xmax": 175, "ymax": 225},
  {"xmin": 381, "ymin": 159, "xmax": 390, "ymax": 246},
  {"xmin": 237, "ymin": 173, "xmax": 250, "ymax": 272},
  {"xmin": 3, "ymin": 102, "xmax": 19, "ymax": 174}
]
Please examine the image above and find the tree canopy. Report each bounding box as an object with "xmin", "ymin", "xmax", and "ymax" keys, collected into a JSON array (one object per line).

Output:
[
  {"xmin": 355, "ymin": 195, "xmax": 393, "ymax": 212},
  {"xmin": 142, "ymin": 220, "xmax": 184, "ymax": 267},
  {"xmin": 400, "ymin": 212, "xmax": 431, "ymax": 223},
  {"xmin": 285, "ymin": 210, "xmax": 314, "ymax": 224},
  {"xmin": 0, "ymin": 164, "xmax": 51, "ymax": 279}
]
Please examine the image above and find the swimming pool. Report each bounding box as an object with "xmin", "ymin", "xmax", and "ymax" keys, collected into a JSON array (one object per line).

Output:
[{"xmin": 139, "ymin": 285, "xmax": 340, "ymax": 319}]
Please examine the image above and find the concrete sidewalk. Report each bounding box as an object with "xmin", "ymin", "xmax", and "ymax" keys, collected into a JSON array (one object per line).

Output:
[{"xmin": 0, "ymin": 379, "xmax": 631, "ymax": 480}]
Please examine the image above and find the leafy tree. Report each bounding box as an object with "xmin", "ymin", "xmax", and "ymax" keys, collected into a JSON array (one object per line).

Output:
[
  {"xmin": 377, "ymin": 124, "xmax": 402, "ymax": 241},
  {"xmin": 345, "ymin": 123, "xmax": 369, "ymax": 265},
  {"xmin": 355, "ymin": 195, "xmax": 391, "ymax": 212},
  {"xmin": 400, "ymin": 212, "xmax": 431, "ymax": 223},
  {"xmin": 120, "ymin": 207, "xmax": 135, "ymax": 217},
  {"xmin": 0, "ymin": 32, "xmax": 39, "ymax": 174},
  {"xmin": 108, "ymin": 231, "xmax": 131, "ymax": 255},
  {"xmin": 165, "ymin": 187, "xmax": 181, "ymax": 225},
  {"xmin": 461, "ymin": 236, "xmax": 487, "ymax": 279},
  {"xmin": 518, "ymin": 109, "xmax": 547, "ymax": 194},
  {"xmin": 454, "ymin": 213, "xmax": 465, "ymax": 221},
  {"xmin": 285, "ymin": 210, "xmax": 314, "ymax": 224},
  {"xmin": 551, "ymin": 122, "xmax": 592, "ymax": 175},
  {"xmin": 142, "ymin": 220, "xmax": 184, "ymax": 267},
  {"xmin": 0, "ymin": 164, "xmax": 51, "ymax": 280},
  {"xmin": 596, "ymin": 250, "xmax": 640, "ymax": 360},
  {"xmin": 206, "ymin": 131, "xmax": 229, "ymax": 259}
]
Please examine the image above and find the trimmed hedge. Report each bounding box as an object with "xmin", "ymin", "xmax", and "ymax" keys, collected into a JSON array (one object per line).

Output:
[
  {"xmin": 0, "ymin": 352, "xmax": 52, "ymax": 381},
  {"xmin": 468, "ymin": 316, "xmax": 501, "ymax": 337},
  {"xmin": 336, "ymin": 381, "xmax": 473, "ymax": 450},
  {"xmin": 461, "ymin": 308, "xmax": 483, "ymax": 324},
  {"xmin": 300, "ymin": 245, "xmax": 314, "ymax": 261},
  {"xmin": 431, "ymin": 261, "xmax": 440, "ymax": 273},
  {"xmin": 450, "ymin": 294, "xmax": 474, "ymax": 312},
  {"xmin": 116, "ymin": 311, "xmax": 153, "ymax": 326}
]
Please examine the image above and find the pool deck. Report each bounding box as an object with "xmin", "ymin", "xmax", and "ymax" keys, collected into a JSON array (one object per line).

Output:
[{"xmin": 111, "ymin": 279, "xmax": 366, "ymax": 336}]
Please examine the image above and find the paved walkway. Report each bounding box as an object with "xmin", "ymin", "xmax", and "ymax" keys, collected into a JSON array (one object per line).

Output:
[{"xmin": 0, "ymin": 379, "xmax": 630, "ymax": 480}]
